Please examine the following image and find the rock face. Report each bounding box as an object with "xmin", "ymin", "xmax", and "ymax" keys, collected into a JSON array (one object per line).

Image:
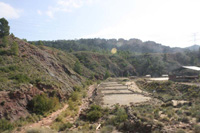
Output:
[
  {"xmin": 0, "ymin": 86, "xmax": 42, "ymax": 121},
  {"xmin": 0, "ymin": 36, "xmax": 85, "ymax": 121}
]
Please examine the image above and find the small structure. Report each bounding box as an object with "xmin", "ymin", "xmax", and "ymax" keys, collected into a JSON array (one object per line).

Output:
[
  {"xmin": 145, "ymin": 75, "xmax": 151, "ymax": 78},
  {"xmin": 169, "ymin": 66, "xmax": 200, "ymax": 82},
  {"xmin": 162, "ymin": 74, "xmax": 168, "ymax": 77}
]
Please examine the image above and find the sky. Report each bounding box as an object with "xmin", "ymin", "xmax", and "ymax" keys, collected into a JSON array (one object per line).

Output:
[{"xmin": 0, "ymin": 0, "xmax": 200, "ymax": 48}]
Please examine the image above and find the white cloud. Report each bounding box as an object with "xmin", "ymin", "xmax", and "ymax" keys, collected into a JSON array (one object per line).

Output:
[
  {"xmin": 84, "ymin": 0, "xmax": 200, "ymax": 47},
  {"xmin": 45, "ymin": 0, "xmax": 96, "ymax": 18},
  {"xmin": 0, "ymin": 2, "xmax": 22, "ymax": 19},
  {"xmin": 46, "ymin": 9, "xmax": 54, "ymax": 18},
  {"xmin": 37, "ymin": 10, "xmax": 42, "ymax": 15}
]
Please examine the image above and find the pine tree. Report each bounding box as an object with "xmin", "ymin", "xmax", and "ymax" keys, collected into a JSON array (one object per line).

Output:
[{"xmin": 0, "ymin": 18, "xmax": 10, "ymax": 37}]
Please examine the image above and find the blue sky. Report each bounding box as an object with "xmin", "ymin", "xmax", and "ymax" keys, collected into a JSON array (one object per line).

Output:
[{"xmin": 0, "ymin": 0, "xmax": 200, "ymax": 47}]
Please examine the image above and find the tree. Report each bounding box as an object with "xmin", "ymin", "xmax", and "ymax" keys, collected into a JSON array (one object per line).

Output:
[
  {"xmin": 11, "ymin": 41, "xmax": 19, "ymax": 56},
  {"xmin": 0, "ymin": 18, "xmax": 10, "ymax": 37},
  {"xmin": 38, "ymin": 40, "xmax": 44, "ymax": 46}
]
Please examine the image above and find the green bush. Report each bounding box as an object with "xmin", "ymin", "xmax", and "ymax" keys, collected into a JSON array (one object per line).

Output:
[
  {"xmin": 58, "ymin": 122, "xmax": 73, "ymax": 131},
  {"xmin": 115, "ymin": 108, "xmax": 128, "ymax": 123},
  {"xmin": 85, "ymin": 79, "xmax": 93, "ymax": 85},
  {"xmin": 29, "ymin": 94, "xmax": 59, "ymax": 115},
  {"xmin": 86, "ymin": 104, "xmax": 102, "ymax": 121},
  {"xmin": 74, "ymin": 61, "xmax": 82, "ymax": 74},
  {"xmin": 0, "ymin": 49, "xmax": 10, "ymax": 55},
  {"xmin": 71, "ymin": 91, "xmax": 79, "ymax": 101},
  {"xmin": 26, "ymin": 127, "xmax": 55, "ymax": 133},
  {"xmin": 10, "ymin": 74, "xmax": 30, "ymax": 83},
  {"xmin": 1, "ymin": 36, "xmax": 8, "ymax": 47},
  {"xmin": 87, "ymin": 110, "xmax": 102, "ymax": 121},
  {"xmin": 11, "ymin": 41, "xmax": 19, "ymax": 56},
  {"xmin": 0, "ymin": 119, "xmax": 14, "ymax": 132},
  {"xmin": 100, "ymin": 125, "xmax": 114, "ymax": 133},
  {"xmin": 73, "ymin": 85, "xmax": 81, "ymax": 92},
  {"xmin": 0, "ymin": 65, "xmax": 18, "ymax": 72},
  {"xmin": 104, "ymin": 70, "xmax": 110, "ymax": 79},
  {"xmin": 68, "ymin": 99, "xmax": 74, "ymax": 110}
]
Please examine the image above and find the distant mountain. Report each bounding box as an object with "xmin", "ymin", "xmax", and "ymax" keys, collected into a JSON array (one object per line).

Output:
[
  {"xmin": 30, "ymin": 38, "xmax": 184, "ymax": 53},
  {"xmin": 185, "ymin": 44, "xmax": 200, "ymax": 51}
]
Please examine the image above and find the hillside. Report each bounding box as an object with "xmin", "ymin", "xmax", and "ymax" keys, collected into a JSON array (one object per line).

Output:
[
  {"xmin": 0, "ymin": 35, "xmax": 137, "ymax": 122},
  {"xmin": 185, "ymin": 44, "xmax": 200, "ymax": 51}
]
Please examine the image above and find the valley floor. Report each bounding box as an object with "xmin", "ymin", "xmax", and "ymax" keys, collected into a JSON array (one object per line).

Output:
[{"xmin": 12, "ymin": 78, "xmax": 200, "ymax": 133}]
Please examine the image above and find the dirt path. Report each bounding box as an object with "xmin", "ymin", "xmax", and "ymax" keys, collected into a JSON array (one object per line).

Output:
[
  {"xmin": 16, "ymin": 104, "xmax": 68, "ymax": 133},
  {"xmin": 70, "ymin": 84, "xmax": 96, "ymax": 123},
  {"xmin": 16, "ymin": 84, "xmax": 97, "ymax": 133}
]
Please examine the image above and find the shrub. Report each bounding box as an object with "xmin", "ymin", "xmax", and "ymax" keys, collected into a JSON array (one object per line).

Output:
[
  {"xmin": 11, "ymin": 41, "xmax": 19, "ymax": 56},
  {"xmin": 10, "ymin": 74, "xmax": 30, "ymax": 83},
  {"xmin": 26, "ymin": 127, "xmax": 55, "ymax": 133},
  {"xmin": 82, "ymin": 91, "xmax": 87, "ymax": 98},
  {"xmin": 1, "ymin": 36, "xmax": 8, "ymax": 47},
  {"xmin": 87, "ymin": 110, "xmax": 102, "ymax": 121},
  {"xmin": 115, "ymin": 108, "xmax": 128, "ymax": 123},
  {"xmin": 90, "ymin": 104, "xmax": 102, "ymax": 111},
  {"xmin": 74, "ymin": 61, "xmax": 82, "ymax": 74},
  {"xmin": 68, "ymin": 99, "xmax": 74, "ymax": 110},
  {"xmin": 85, "ymin": 80, "xmax": 93, "ymax": 85},
  {"xmin": 100, "ymin": 125, "xmax": 114, "ymax": 133},
  {"xmin": 55, "ymin": 116, "xmax": 63, "ymax": 122},
  {"xmin": 194, "ymin": 125, "xmax": 200, "ymax": 133},
  {"xmin": 73, "ymin": 85, "xmax": 81, "ymax": 92},
  {"xmin": 28, "ymin": 94, "xmax": 59, "ymax": 115},
  {"xmin": 0, "ymin": 119, "xmax": 14, "ymax": 132},
  {"xmin": 58, "ymin": 122, "xmax": 73, "ymax": 131},
  {"xmin": 180, "ymin": 117, "xmax": 189, "ymax": 123},
  {"xmin": 86, "ymin": 104, "xmax": 102, "ymax": 121},
  {"xmin": 0, "ymin": 65, "xmax": 18, "ymax": 72},
  {"xmin": 71, "ymin": 91, "xmax": 79, "ymax": 101},
  {"xmin": 104, "ymin": 70, "xmax": 110, "ymax": 79},
  {"xmin": 195, "ymin": 111, "xmax": 200, "ymax": 122}
]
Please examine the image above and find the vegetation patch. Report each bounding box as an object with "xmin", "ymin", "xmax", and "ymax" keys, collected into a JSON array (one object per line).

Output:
[{"xmin": 28, "ymin": 94, "xmax": 59, "ymax": 115}]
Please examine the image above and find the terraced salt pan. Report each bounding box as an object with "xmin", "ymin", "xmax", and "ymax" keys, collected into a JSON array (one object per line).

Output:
[
  {"xmin": 104, "ymin": 86, "xmax": 128, "ymax": 89},
  {"xmin": 103, "ymin": 94, "xmax": 151, "ymax": 107},
  {"xmin": 100, "ymin": 81, "xmax": 151, "ymax": 107},
  {"xmin": 101, "ymin": 89, "xmax": 132, "ymax": 94}
]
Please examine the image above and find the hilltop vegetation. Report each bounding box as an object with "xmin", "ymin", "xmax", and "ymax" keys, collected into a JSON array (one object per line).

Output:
[
  {"xmin": 30, "ymin": 38, "xmax": 200, "ymax": 77},
  {"xmin": 30, "ymin": 38, "xmax": 184, "ymax": 53}
]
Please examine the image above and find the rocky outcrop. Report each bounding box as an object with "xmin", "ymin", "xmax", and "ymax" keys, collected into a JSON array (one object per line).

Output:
[{"xmin": 0, "ymin": 85, "xmax": 42, "ymax": 121}]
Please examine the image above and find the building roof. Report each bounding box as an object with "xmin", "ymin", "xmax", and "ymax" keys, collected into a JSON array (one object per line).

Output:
[{"xmin": 182, "ymin": 66, "xmax": 200, "ymax": 71}]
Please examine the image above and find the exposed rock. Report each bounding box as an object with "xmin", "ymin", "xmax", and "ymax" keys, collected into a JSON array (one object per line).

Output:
[{"xmin": 0, "ymin": 86, "xmax": 42, "ymax": 121}]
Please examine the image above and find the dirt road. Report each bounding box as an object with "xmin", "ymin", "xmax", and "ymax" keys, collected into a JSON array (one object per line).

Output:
[
  {"xmin": 16, "ymin": 104, "xmax": 68, "ymax": 133},
  {"xmin": 16, "ymin": 84, "xmax": 97, "ymax": 133}
]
